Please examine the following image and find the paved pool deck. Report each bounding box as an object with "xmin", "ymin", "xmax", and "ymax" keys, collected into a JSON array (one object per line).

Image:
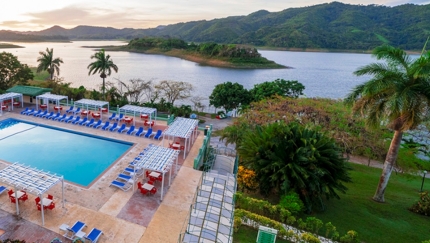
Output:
[{"xmin": 0, "ymin": 107, "xmax": 205, "ymax": 243}]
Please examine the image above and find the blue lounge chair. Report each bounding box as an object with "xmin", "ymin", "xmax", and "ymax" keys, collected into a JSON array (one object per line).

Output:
[
  {"xmin": 117, "ymin": 124, "xmax": 127, "ymax": 133},
  {"xmin": 134, "ymin": 127, "xmax": 144, "ymax": 136},
  {"xmin": 84, "ymin": 228, "xmax": 103, "ymax": 243},
  {"xmin": 88, "ymin": 119, "xmax": 101, "ymax": 128},
  {"xmin": 153, "ymin": 129, "xmax": 163, "ymax": 140},
  {"xmin": 63, "ymin": 221, "xmax": 86, "ymax": 240},
  {"xmin": 108, "ymin": 123, "xmax": 119, "ymax": 132},
  {"xmin": 34, "ymin": 110, "xmax": 47, "ymax": 117},
  {"xmin": 117, "ymin": 173, "xmax": 132, "ymax": 182},
  {"xmin": 108, "ymin": 112, "xmax": 116, "ymax": 120},
  {"xmin": 65, "ymin": 106, "xmax": 74, "ymax": 113},
  {"xmin": 110, "ymin": 180, "xmax": 132, "ymax": 191},
  {"xmin": 101, "ymin": 121, "xmax": 111, "ymax": 130},
  {"xmin": 126, "ymin": 126, "xmax": 136, "ymax": 135},
  {"xmin": 47, "ymin": 112, "xmax": 60, "ymax": 120},
  {"xmin": 20, "ymin": 108, "xmax": 29, "ymax": 115},
  {"xmin": 72, "ymin": 107, "xmax": 81, "ymax": 115},
  {"xmin": 80, "ymin": 118, "xmax": 92, "ymax": 126},
  {"xmin": 116, "ymin": 114, "xmax": 125, "ymax": 122},
  {"xmin": 76, "ymin": 117, "xmax": 87, "ymax": 125},
  {"xmin": 62, "ymin": 115, "xmax": 74, "ymax": 122},
  {"xmin": 124, "ymin": 167, "xmax": 144, "ymax": 176},
  {"xmin": 144, "ymin": 128, "xmax": 153, "ymax": 138},
  {"xmin": 22, "ymin": 108, "xmax": 34, "ymax": 115},
  {"xmin": 94, "ymin": 120, "xmax": 105, "ymax": 129},
  {"xmin": 26, "ymin": 109, "xmax": 39, "ymax": 116},
  {"xmin": 0, "ymin": 186, "xmax": 7, "ymax": 195},
  {"xmin": 54, "ymin": 114, "xmax": 67, "ymax": 121},
  {"xmin": 42, "ymin": 111, "xmax": 54, "ymax": 119},
  {"xmin": 68, "ymin": 116, "xmax": 80, "ymax": 124},
  {"xmin": 84, "ymin": 118, "xmax": 95, "ymax": 127}
]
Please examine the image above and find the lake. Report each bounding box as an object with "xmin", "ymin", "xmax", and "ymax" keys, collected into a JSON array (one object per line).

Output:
[{"xmin": 4, "ymin": 41, "xmax": 375, "ymax": 109}]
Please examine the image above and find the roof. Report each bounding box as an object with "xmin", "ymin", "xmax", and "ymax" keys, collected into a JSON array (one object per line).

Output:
[
  {"xmin": 119, "ymin": 105, "xmax": 157, "ymax": 115},
  {"xmin": 36, "ymin": 93, "xmax": 68, "ymax": 102},
  {"xmin": 6, "ymin": 85, "xmax": 52, "ymax": 97},
  {"xmin": 74, "ymin": 99, "xmax": 109, "ymax": 108},
  {"xmin": 0, "ymin": 92, "xmax": 23, "ymax": 102},
  {"xmin": 0, "ymin": 163, "xmax": 63, "ymax": 196},
  {"xmin": 164, "ymin": 117, "xmax": 199, "ymax": 139},
  {"xmin": 135, "ymin": 144, "xmax": 179, "ymax": 173}
]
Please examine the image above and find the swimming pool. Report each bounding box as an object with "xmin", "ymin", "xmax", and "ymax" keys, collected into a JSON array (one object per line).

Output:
[{"xmin": 0, "ymin": 118, "xmax": 133, "ymax": 187}]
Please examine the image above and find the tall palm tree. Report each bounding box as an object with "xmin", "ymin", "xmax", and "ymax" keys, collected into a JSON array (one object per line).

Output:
[
  {"xmin": 87, "ymin": 49, "xmax": 118, "ymax": 100},
  {"xmin": 36, "ymin": 48, "xmax": 63, "ymax": 80},
  {"xmin": 345, "ymin": 45, "xmax": 430, "ymax": 202}
]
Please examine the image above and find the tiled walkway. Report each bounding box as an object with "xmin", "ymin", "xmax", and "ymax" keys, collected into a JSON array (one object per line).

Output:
[{"xmin": 0, "ymin": 107, "xmax": 203, "ymax": 242}]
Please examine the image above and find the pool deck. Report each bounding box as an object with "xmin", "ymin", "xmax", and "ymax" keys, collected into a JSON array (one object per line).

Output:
[{"xmin": 0, "ymin": 108, "xmax": 204, "ymax": 242}]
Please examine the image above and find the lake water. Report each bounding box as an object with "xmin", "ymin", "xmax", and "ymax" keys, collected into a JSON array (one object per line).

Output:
[{"xmin": 4, "ymin": 41, "xmax": 375, "ymax": 108}]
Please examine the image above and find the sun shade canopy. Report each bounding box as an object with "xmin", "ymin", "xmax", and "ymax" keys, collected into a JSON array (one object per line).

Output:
[
  {"xmin": 134, "ymin": 144, "xmax": 179, "ymax": 173},
  {"xmin": 164, "ymin": 117, "xmax": 199, "ymax": 139},
  {"xmin": 74, "ymin": 99, "xmax": 109, "ymax": 109}
]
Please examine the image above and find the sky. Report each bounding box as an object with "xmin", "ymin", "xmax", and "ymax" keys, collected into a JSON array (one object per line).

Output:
[{"xmin": 1, "ymin": 0, "xmax": 429, "ymax": 31}]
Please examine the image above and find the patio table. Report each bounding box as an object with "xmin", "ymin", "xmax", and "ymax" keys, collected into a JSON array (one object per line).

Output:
[
  {"xmin": 54, "ymin": 106, "xmax": 62, "ymax": 111},
  {"xmin": 142, "ymin": 183, "xmax": 154, "ymax": 191},
  {"xmin": 41, "ymin": 198, "xmax": 52, "ymax": 207}
]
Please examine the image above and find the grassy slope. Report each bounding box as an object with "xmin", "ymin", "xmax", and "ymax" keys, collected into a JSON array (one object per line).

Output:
[
  {"xmin": 29, "ymin": 67, "xmax": 50, "ymax": 83},
  {"xmin": 307, "ymin": 163, "xmax": 429, "ymax": 243},
  {"xmin": 234, "ymin": 226, "xmax": 291, "ymax": 243}
]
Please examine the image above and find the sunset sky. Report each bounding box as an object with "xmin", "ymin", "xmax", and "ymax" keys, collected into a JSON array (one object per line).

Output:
[{"xmin": 1, "ymin": 0, "xmax": 429, "ymax": 31}]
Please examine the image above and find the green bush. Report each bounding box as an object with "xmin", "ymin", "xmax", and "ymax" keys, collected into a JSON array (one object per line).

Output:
[
  {"xmin": 0, "ymin": 240, "xmax": 27, "ymax": 243},
  {"xmin": 301, "ymin": 233, "xmax": 321, "ymax": 243},
  {"xmin": 409, "ymin": 191, "xmax": 430, "ymax": 216},
  {"xmin": 339, "ymin": 230, "xmax": 359, "ymax": 243},
  {"xmin": 279, "ymin": 191, "xmax": 304, "ymax": 214}
]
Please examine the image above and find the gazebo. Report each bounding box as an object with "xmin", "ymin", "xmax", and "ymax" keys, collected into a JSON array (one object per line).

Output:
[
  {"xmin": 134, "ymin": 144, "xmax": 179, "ymax": 201},
  {"xmin": 0, "ymin": 92, "xmax": 23, "ymax": 115},
  {"xmin": 35, "ymin": 93, "xmax": 68, "ymax": 112},
  {"xmin": 163, "ymin": 117, "xmax": 199, "ymax": 159},
  {"xmin": 0, "ymin": 163, "xmax": 65, "ymax": 226},
  {"xmin": 118, "ymin": 105, "xmax": 157, "ymax": 126},
  {"xmin": 74, "ymin": 99, "xmax": 109, "ymax": 119}
]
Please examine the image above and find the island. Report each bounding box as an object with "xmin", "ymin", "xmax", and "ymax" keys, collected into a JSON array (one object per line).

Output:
[
  {"xmin": 98, "ymin": 37, "xmax": 288, "ymax": 69},
  {"xmin": 0, "ymin": 43, "xmax": 24, "ymax": 49}
]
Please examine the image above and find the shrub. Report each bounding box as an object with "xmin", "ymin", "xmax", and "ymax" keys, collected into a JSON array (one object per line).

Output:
[
  {"xmin": 279, "ymin": 191, "xmax": 304, "ymax": 214},
  {"xmin": 339, "ymin": 230, "xmax": 359, "ymax": 243},
  {"xmin": 409, "ymin": 191, "xmax": 430, "ymax": 216},
  {"xmin": 301, "ymin": 233, "xmax": 321, "ymax": 243}
]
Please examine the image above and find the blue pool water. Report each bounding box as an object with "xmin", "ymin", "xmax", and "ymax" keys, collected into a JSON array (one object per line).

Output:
[{"xmin": 0, "ymin": 118, "xmax": 132, "ymax": 186}]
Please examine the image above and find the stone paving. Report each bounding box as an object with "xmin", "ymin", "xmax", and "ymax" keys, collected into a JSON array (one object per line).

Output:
[{"xmin": 0, "ymin": 107, "xmax": 204, "ymax": 242}]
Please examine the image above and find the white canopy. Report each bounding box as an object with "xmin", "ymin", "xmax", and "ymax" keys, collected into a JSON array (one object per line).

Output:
[
  {"xmin": 0, "ymin": 163, "xmax": 65, "ymax": 225},
  {"xmin": 119, "ymin": 105, "xmax": 157, "ymax": 126},
  {"xmin": 74, "ymin": 99, "xmax": 110, "ymax": 119},
  {"xmin": 163, "ymin": 117, "xmax": 199, "ymax": 159},
  {"xmin": 0, "ymin": 92, "xmax": 24, "ymax": 114},
  {"xmin": 35, "ymin": 93, "xmax": 68, "ymax": 112},
  {"xmin": 134, "ymin": 144, "xmax": 179, "ymax": 201}
]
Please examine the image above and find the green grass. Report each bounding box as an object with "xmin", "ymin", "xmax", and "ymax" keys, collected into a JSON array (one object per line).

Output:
[
  {"xmin": 233, "ymin": 225, "xmax": 291, "ymax": 243},
  {"xmin": 29, "ymin": 67, "xmax": 50, "ymax": 82},
  {"xmin": 304, "ymin": 163, "xmax": 429, "ymax": 243}
]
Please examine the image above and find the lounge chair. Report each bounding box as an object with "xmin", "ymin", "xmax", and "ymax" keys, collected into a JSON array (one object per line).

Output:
[
  {"xmin": 42, "ymin": 111, "xmax": 54, "ymax": 119},
  {"xmin": 26, "ymin": 109, "xmax": 39, "ymax": 116},
  {"xmin": 54, "ymin": 114, "xmax": 67, "ymax": 121},
  {"xmin": 79, "ymin": 118, "xmax": 91, "ymax": 126},
  {"xmin": 61, "ymin": 115, "xmax": 74, "ymax": 122},
  {"xmin": 94, "ymin": 120, "xmax": 107, "ymax": 129},
  {"xmin": 113, "ymin": 113, "xmax": 124, "ymax": 122},
  {"xmin": 144, "ymin": 128, "xmax": 153, "ymax": 138},
  {"xmin": 72, "ymin": 117, "xmax": 83, "ymax": 125},
  {"xmin": 108, "ymin": 123, "xmax": 119, "ymax": 132},
  {"xmin": 87, "ymin": 119, "xmax": 99, "ymax": 127},
  {"xmin": 84, "ymin": 228, "xmax": 103, "ymax": 243},
  {"xmin": 101, "ymin": 121, "xmax": 111, "ymax": 130},
  {"xmin": 72, "ymin": 107, "xmax": 81, "ymax": 115},
  {"xmin": 117, "ymin": 173, "xmax": 132, "ymax": 182},
  {"xmin": 123, "ymin": 167, "xmax": 144, "ymax": 176},
  {"xmin": 117, "ymin": 124, "xmax": 127, "ymax": 133},
  {"xmin": 63, "ymin": 221, "xmax": 86, "ymax": 240},
  {"xmin": 22, "ymin": 108, "xmax": 34, "ymax": 115},
  {"xmin": 20, "ymin": 108, "xmax": 29, "ymax": 115},
  {"xmin": 153, "ymin": 130, "xmax": 163, "ymax": 140},
  {"xmin": 35, "ymin": 110, "xmax": 47, "ymax": 117},
  {"xmin": 0, "ymin": 186, "xmax": 6, "ymax": 195},
  {"xmin": 67, "ymin": 116, "xmax": 80, "ymax": 124},
  {"xmin": 48, "ymin": 112, "xmax": 60, "ymax": 120},
  {"xmin": 110, "ymin": 180, "xmax": 132, "ymax": 191},
  {"xmin": 134, "ymin": 127, "xmax": 145, "ymax": 136},
  {"xmin": 126, "ymin": 126, "xmax": 136, "ymax": 135},
  {"xmin": 65, "ymin": 106, "xmax": 74, "ymax": 113},
  {"xmin": 108, "ymin": 112, "xmax": 116, "ymax": 120}
]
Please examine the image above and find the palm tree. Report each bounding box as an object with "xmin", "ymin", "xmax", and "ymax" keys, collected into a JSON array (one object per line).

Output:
[
  {"xmin": 36, "ymin": 48, "xmax": 63, "ymax": 80},
  {"xmin": 87, "ymin": 49, "xmax": 118, "ymax": 100},
  {"xmin": 345, "ymin": 45, "xmax": 430, "ymax": 202}
]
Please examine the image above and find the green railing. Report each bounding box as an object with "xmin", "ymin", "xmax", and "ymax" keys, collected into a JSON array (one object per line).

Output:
[{"xmin": 193, "ymin": 124, "xmax": 212, "ymax": 170}]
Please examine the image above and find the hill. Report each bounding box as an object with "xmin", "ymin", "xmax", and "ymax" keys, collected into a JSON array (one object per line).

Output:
[{"xmin": 4, "ymin": 2, "xmax": 430, "ymax": 50}]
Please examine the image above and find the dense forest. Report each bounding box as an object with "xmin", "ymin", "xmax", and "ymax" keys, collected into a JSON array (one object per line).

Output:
[{"xmin": 2, "ymin": 2, "xmax": 430, "ymax": 50}]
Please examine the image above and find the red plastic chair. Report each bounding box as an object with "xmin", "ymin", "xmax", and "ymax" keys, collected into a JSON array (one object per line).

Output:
[
  {"xmin": 35, "ymin": 197, "xmax": 41, "ymax": 205},
  {"xmin": 145, "ymin": 170, "xmax": 151, "ymax": 178},
  {"xmin": 36, "ymin": 204, "xmax": 41, "ymax": 211},
  {"xmin": 19, "ymin": 191, "xmax": 28, "ymax": 202},
  {"xmin": 147, "ymin": 180, "xmax": 154, "ymax": 185},
  {"xmin": 137, "ymin": 182, "xmax": 143, "ymax": 190},
  {"xmin": 8, "ymin": 190, "xmax": 14, "ymax": 196},
  {"xmin": 48, "ymin": 194, "xmax": 54, "ymax": 200},
  {"xmin": 9, "ymin": 196, "xmax": 16, "ymax": 203},
  {"xmin": 150, "ymin": 187, "xmax": 157, "ymax": 195},
  {"xmin": 140, "ymin": 188, "xmax": 149, "ymax": 195},
  {"xmin": 48, "ymin": 202, "xmax": 55, "ymax": 210}
]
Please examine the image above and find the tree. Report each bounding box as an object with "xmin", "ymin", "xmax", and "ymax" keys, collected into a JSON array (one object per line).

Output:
[
  {"xmin": 238, "ymin": 122, "xmax": 351, "ymax": 212},
  {"xmin": 345, "ymin": 45, "xmax": 430, "ymax": 202},
  {"xmin": 209, "ymin": 81, "xmax": 250, "ymax": 112},
  {"xmin": 36, "ymin": 48, "xmax": 63, "ymax": 80},
  {"xmin": 249, "ymin": 79, "xmax": 305, "ymax": 101},
  {"xmin": 116, "ymin": 78, "xmax": 153, "ymax": 104},
  {"xmin": 87, "ymin": 49, "xmax": 118, "ymax": 100},
  {"xmin": 154, "ymin": 80, "xmax": 193, "ymax": 105},
  {"xmin": 0, "ymin": 52, "xmax": 34, "ymax": 91}
]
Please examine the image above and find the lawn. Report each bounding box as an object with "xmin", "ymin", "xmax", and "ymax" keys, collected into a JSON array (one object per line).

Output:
[
  {"xmin": 306, "ymin": 163, "xmax": 430, "ymax": 243},
  {"xmin": 29, "ymin": 67, "xmax": 50, "ymax": 82},
  {"xmin": 234, "ymin": 225, "xmax": 291, "ymax": 243}
]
